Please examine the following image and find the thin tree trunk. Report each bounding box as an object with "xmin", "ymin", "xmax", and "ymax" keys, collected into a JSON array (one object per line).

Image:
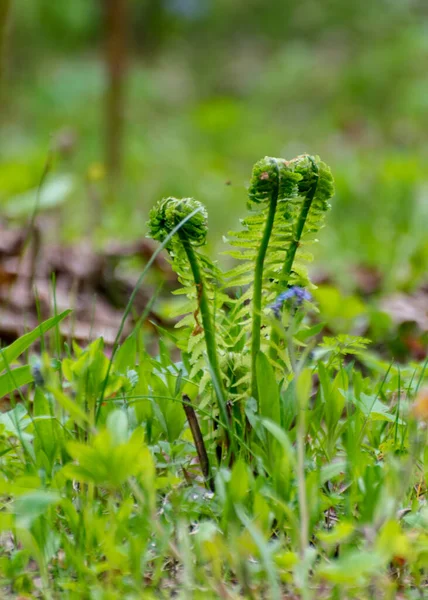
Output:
[
  {"xmin": 0, "ymin": 0, "xmax": 11, "ymax": 91},
  {"xmin": 104, "ymin": 0, "xmax": 128, "ymax": 183}
]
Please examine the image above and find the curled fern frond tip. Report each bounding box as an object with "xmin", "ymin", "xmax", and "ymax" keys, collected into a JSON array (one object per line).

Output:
[
  {"xmin": 289, "ymin": 154, "xmax": 335, "ymax": 209},
  {"xmin": 148, "ymin": 196, "xmax": 208, "ymax": 247},
  {"xmin": 248, "ymin": 156, "xmax": 302, "ymax": 204},
  {"xmin": 247, "ymin": 157, "xmax": 277, "ymax": 204}
]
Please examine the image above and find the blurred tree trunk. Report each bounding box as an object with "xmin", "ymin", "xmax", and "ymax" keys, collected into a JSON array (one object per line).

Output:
[
  {"xmin": 104, "ymin": 0, "xmax": 128, "ymax": 183},
  {"xmin": 0, "ymin": 0, "xmax": 11, "ymax": 90}
]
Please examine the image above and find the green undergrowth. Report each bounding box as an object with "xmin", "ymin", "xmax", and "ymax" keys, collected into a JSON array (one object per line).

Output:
[{"xmin": 0, "ymin": 155, "xmax": 427, "ymax": 599}]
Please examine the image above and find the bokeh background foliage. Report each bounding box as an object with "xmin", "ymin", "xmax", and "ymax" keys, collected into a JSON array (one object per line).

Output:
[
  {"xmin": 2, "ymin": 0, "xmax": 428, "ymax": 291},
  {"xmin": 1, "ymin": 3, "xmax": 428, "ymax": 599}
]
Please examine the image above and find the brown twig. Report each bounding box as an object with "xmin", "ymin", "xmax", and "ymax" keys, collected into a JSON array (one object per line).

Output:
[{"xmin": 182, "ymin": 394, "xmax": 214, "ymax": 492}]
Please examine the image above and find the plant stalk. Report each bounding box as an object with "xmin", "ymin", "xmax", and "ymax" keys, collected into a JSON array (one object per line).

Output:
[
  {"xmin": 182, "ymin": 394, "xmax": 214, "ymax": 491},
  {"xmin": 269, "ymin": 169, "xmax": 319, "ymax": 361},
  {"xmin": 179, "ymin": 233, "xmax": 232, "ymax": 450},
  {"xmin": 250, "ymin": 162, "xmax": 279, "ymax": 400}
]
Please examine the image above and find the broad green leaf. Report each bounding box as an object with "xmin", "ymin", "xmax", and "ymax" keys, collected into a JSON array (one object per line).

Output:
[
  {"xmin": 229, "ymin": 459, "xmax": 250, "ymax": 505},
  {"xmin": 253, "ymin": 493, "xmax": 272, "ymax": 535},
  {"xmin": 262, "ymin": 419, "xmax": 295, "ymax": 500},
  {"xmin": 317, "ymin": 550, "xmax": 385, "ymax": 585},
  {"xmin": 354, "ymin": 392, "xmax": 403, "ymax": 424},
  {"xmin": 14, "ymin": 490, "xmax": 60, "ymax": 529},
  {"xmin": 48, "ymin": 386, "xmax": 90, "ymax": 425},
  {"xmin": 319, "ymin": 460, "xmax": 347, "ymax": 485},
  {"xmin": 106, "ymin": 409, "xmax": 128, "ymax": 445},
  {"xmin": 294, "ymin": 322, "xmax": 325, "ymax": 343},
  {"xmin": 318, "ymin": 521, "xmax": 355, "ymax": 545},
  {"xmin": 376, "ymin": 520, "xmax": 413, "ymax": 561},
  {"xmin": 261, "ymin": 419, "xmax": 295, "ymax": 467},
  {"xmin": 319, "ymin": 363, "xmax": 347, "ymax": 434},
  {"xmin": 64, "ymin": 427, "xmax": 152, "ymax": 490},
  {"xmin": 150, "ymin": 373, "xmax": 185, "ymax": 442},
  {"xmin": 33, "ymin": 388, "xmax": 60, "ymax": 466},
  {"xmin": 0, "ymin": 474, "xmax": 41, "ymax": 496},
  {"xmin": 257, "ymin": 352, "xmax": 280, "ymax": 424},
  {"xmin": 0, "ymin": 403, "xmax": 29, "ymax": 437},
  {"xmin": 114, "ymin": 333, "xmax": 137, "ymax": 374},
  {"xmin": 273, "ymin": 550, "xmax": 298, "ymax": 570},
  {"xmin": 296, "ymin": 367, "xmax": 312, "ymax": 410},
  {"xmin": 0, "ymin": 365, "xmax": 33, "ymax": 397}
]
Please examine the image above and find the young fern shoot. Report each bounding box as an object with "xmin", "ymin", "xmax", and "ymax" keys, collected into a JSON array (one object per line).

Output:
[
  {"xmin": 247, "ymin": 158, "xmax": 302, "ymax": 399},
  {"xmin": 147, "ymin": 155, "xmax": 334, "ymax": 440},
  {"xmin": 147, "ymin": 197, "xmax": 231, "ymax": 445},
  {"xmin": 268, "ymin": 155, "xmax": 335, "ymax": 361},
  {"xmin": 226, "ymin": 154, "xmax": 334, "ymax": 403}
]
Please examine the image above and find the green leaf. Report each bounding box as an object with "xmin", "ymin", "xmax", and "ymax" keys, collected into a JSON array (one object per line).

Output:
[
  {"xmin": 319, "ymin": 460, "xmax": 347, "ymax": 485},
  {"xmin": 150, "ymin": 373, "xmax": 185, "ymax": 442},
  {"xmin": 318, "ymin": 521, "xmax": 355, "ymax": 546},
  {"xmin": 114, "ymin": 333, "xmax": 137, "ymax": 374},
  {"xmin": 14, "ymin": 490, "xmax": 61, "ymax": 529},
  {"xmin": 296, "ymin": 367, "xmax": 312, "ymax": 411},
  {"xmin": 294, "ymin": 322, "xmax": 325, "ymax": 343},
  {"xmin": 261, "ymin": 419, "xmax": 295, "ymax": 467},
  {"xmin": 320, "ymin": 366, "xmax": 347, "ymax": 433},
  {"xmin": 106, "ymin": 410, "xmax": 128, "ymax": 445},
  {"xmin": 0, "ymin": 365, "xmax": 33, "ymax": 396},
  {"xmin": 229, "ymin": 459, "xmax": 250, "ymax": 505},
  {"xmin": 0, "ymin": 310, "xmax": 71, "ymax": 373},
  {"xmin": 33, "ymin": 388, "xmax": 61, "ymax": 466},
  {"xmin": 47, "ymin": 386, "xmax": 90, "ymax": 425},
  {"xmin": 64, "ymin": 427, "xmax": 152, "ymax": 490},
  {"xmin": 0, "ymin": 404, "xmax": 29, "ymax": 437},
  {"xmin": 257, "ymin": 352, "xmax": 280, "ymax": 424},
  {"xmin": 317, "ymin": 550, "xmax": 385, "ymax": 585},
  {"xmin": 354, "ymin": 392, "xmax": 403, "ymax": 424},
  {"xmin": 376, "ymin": 520, "xmax": 412, "ymax": 562}
]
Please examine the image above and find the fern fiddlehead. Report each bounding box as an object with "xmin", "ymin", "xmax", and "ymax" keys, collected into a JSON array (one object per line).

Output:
[
  {"xmin": 226, "ymin": 158, "xmax": 303, "ymax": 398},
  {"xmin": 148, "ymin": 196, "xmax": 208, "ymax": 249},
  {"xmin": 225, "ymin": 154, "xmax": 334, "ymax": 403},
  {"xmin": 269, "ymin": 155, "xmax": 335, "ymax": 361},
  {"xmin": 248, "ymin": 158, "xmax": 301, "ymax": 399},
  {"xmin": 148, "ymin": 197, "xmax": 231, "ymax": 445}
]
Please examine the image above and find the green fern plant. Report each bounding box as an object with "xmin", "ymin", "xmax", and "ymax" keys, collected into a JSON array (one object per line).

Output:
[
  {"xmin": 147, "ymin": 197, "xmax": 232, "ymax": 446},
  {"xmin": 226, "ymin": 154, "xmax": 334, "ymax": 396},
  {"xmin": 147, "ymin": 154, "xmax": 335, "ymax": 443},
  {"xmin": 226, "ymin": 157, "xmax": 302, "ymax": 398}
]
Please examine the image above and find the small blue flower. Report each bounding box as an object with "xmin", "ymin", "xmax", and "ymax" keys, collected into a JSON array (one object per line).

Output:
[
  {"xmin": 269, "ymin": 286, "xmax": 312, "ymax": 318},
  {"xmin": 30, "ymin": 356, "xmax": 45, "ymax": 387}
]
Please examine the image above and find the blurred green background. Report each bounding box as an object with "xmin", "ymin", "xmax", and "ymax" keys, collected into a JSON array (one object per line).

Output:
[{"xmin": 1, "ymin": 0, "xmax": 428, "ymax": 292}]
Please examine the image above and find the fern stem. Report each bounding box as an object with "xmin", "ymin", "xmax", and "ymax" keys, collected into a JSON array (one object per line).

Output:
[
  {"xmin": 251, "ymin": 161, "xmax": 279, "ymax": 399},
  {"xmin": 178, "ymin": 232, "xmax": 232, "ymax": 447},
  {"xmin": 269, "ymin": 163, "xmax": 319, "ymax": 361}
]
